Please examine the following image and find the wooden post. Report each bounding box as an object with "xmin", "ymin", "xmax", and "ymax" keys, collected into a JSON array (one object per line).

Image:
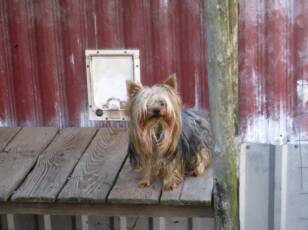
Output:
[{"xmin": 204, "ymin": 0, "xmax": 239, "ymax": 230}]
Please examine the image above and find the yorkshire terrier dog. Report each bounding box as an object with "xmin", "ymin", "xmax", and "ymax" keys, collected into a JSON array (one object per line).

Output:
[{"xmin": 126, "ymin": 74, "xmax": 212, "ymax": 191}]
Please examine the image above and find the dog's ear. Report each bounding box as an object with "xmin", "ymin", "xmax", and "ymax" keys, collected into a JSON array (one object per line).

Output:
[
  {"xmin": 163, "ymin": 73, "xmax": 177, "ymax": 91},
  {"xmin": 126, "ymin": 80, "xmax": 143, "ymax": 98}
]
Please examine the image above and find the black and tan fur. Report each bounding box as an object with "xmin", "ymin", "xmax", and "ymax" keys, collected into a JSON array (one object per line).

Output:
[{"xmin": 126, "ymin": 74, "xmax": 212, "ymax": 191}]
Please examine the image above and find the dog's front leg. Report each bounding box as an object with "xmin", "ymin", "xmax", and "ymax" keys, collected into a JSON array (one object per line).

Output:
[
  {"xmin": 138, "ymin": 158, "xmax": 153, "ymax": 188},
  {"xmin": 162, "ymin": 159, "xmax": 184, "ymax": 191}
]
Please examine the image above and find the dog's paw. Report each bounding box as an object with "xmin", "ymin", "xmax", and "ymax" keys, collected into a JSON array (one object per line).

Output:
[
  {"xmin": 138, "ymin": 178, "xmax": 151, "ymax": 188},
  {"xmin": 163, "ymin": 181, "xmax": 178, "ymax": 191},
  {"xmin": 192, "ymin": 168, "xmax": 204, "ymax": 177}
]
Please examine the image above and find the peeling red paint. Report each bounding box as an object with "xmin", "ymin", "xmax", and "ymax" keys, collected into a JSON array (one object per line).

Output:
[
  {"xmin": 0, "ymin": 0, "xmax": 307, "ymax": 143},
  {"xmin": 239, "ymin": 0, "xmax": 308, "ymax": 143},
  {"xmin": 0, "ymin": 0, "xmax": 208, "ymax": 127}
]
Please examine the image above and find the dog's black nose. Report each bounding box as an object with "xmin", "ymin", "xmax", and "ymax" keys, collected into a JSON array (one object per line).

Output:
[{"xmin": 152, "ymin": 108, "xmax": 161, "ymax": 116}]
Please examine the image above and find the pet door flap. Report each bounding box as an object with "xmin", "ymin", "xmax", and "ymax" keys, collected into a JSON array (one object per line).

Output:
[{"xmin": 86, "ymin": 49, "xmax": 140, "ymax": 121}]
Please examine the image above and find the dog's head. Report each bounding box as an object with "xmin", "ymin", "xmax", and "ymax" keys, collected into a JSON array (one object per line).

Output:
[
  {"xmin": 126, "ymin": 74, "xmax": 182, "ymax": 127},
  {"xmin": 126, "ymin": 74, "xmax": 182, "ymax": 155}
]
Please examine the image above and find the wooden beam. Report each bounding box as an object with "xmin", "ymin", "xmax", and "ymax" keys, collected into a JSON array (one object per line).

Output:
[
  {"xmin": 7, "ymin": 214, "xmax": 14, "ymax": 230},
  {"xmin": 81, "ymin": 215, "xmax": 89, "ymax": 230},
  {"xmin": 43, "ymin": 215, "xmax": 51, "ymax": 230},
  {"xmin": 119, "ymin": 216, "xmax": 127, "ymax": 230},
  {"xmin": 0, "ymin": 203, "xmax": 213, "ymax": 218},
  {"xmin": 204, "ymin": 0, "xmax": 239, "ymax": 229}
]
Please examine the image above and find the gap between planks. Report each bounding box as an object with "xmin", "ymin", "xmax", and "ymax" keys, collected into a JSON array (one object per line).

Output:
[
  {"xmin": 0, "ymin": 128, "xmax": 59, "ymax": 201},
  {"xmin": 58, "ymin": 128, "xmax": 129, "ymax": 203},
  {"xmin": 0, "ymin": 127, "xmax": 21, "ymax": 151},
  {"xmin": 1, "ymin": 128, "xmax": 213, "ymax": 211},
  {"xmin": 11, "ymin": 128, "xmax": 98, "ymax": 202},
  {"xmin": 54, "ymin": 129, "xmax": 100, "ymax": 202}
]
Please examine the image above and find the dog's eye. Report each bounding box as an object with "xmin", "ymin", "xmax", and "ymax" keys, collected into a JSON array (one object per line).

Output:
[{"xmin": 159, "ymin": 100, "xmax": 165, "ymax": 106}]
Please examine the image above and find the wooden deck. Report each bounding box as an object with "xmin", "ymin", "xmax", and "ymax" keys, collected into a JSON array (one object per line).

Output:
[{"xmin": 0, "ymin": 127, "xmax": 213, "ymax": 217}]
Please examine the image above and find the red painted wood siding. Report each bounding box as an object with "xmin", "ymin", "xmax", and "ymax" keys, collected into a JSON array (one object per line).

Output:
[{"xmin": 0, "ymin": 0, "xmax": 307, "ymax": 143}]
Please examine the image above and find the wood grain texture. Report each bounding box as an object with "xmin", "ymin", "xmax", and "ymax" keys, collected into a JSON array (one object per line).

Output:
[
  {"xmin": 205, "ymin": 0, "xmax": 239, "ymax": 228},
  {"xmin": 58, "ymin": 129, "xmax": 128, "ymax": 203},
  {"xmin": 180, "ymin": 167, "xmax": 213, "ymax": 205},
  {"xmin": 107, "ymin": 160, "xmax": 161, "ymax": 204},
  {"xmin": 11, "ymin": 128, "xmax": 97, "ymax": 202},
  {"xmin": 160, "ymin": 168, "xmax": 213, "ymax": 206},
  {"xmin": 0, "ymin": 202, "xmax": 213, "ymax": 217},
  {"xmin": 0, "ymin": 128, "xmax": 58, "ymax": 201},
  {"xmin": 0, "ymin": 127, "xmax": 20, "ymax": 151},
  {"xmin": 153, "ymin": 217, "xmax": 166, "ymax": 230},
  {"xmin": 125, "ymin": 216, "xmax": 150, "ymax": 230},
  {"xmin": 159, "ymin": 181, "xmax": 183, "ymax": 205}
]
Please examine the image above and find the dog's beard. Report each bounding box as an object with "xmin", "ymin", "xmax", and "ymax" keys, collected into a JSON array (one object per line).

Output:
[
  {"xmin": 139, "ymin": 118, "xmax": 172, "ymax": 155},
  {"xmin": 145, "ymin": 118, "xmax": 166, "ymax": 143},
  {"xmin": 131, "ymin": 106, "xmax": 181, "ymax": 157},
  {"xmin": 152, "ymin": 123, "xmax": 164, "ymax": 143}
]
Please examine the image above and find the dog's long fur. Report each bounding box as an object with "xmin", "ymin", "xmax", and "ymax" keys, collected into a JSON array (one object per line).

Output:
[{"xmin": 126, "ymin": 74, "xmax": 212, "ymax": 191}]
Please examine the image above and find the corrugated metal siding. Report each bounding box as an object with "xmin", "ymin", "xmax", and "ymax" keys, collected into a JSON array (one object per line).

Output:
[
  {"xmin": 240, "ymin": 143, "xmax": 308, "ymax": 230},
  {"xmin": 239, "ymin": 0, "xmax": 308, "ymax": 143},
  {"xmin": 0, "ymin": 0, "xmax": 307, "ymax": 144},
  {"xmin": 0, "ymin": 0, "xmax": 208, "ymax": 127}
]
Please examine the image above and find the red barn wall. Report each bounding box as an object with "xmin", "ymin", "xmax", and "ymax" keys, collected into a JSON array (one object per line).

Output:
[
  {"xmin": 0, "ymin": 0, "xmax": 208, "ymax": 127},
  {"xmin": 0, "ymin": 0, "xmax": 307, "ymax": 144},
  {"xmin": 239, "ymin": 0, "xmax": 308, "ymax": 143}
]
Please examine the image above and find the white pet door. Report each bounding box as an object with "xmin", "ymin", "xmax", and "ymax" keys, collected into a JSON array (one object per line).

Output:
[{"xmin": 85, "ymin": 49, "xmax": 140, "ymax": 121}]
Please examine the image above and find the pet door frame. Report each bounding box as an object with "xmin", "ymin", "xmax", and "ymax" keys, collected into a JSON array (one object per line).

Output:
[{"xmin": 85, "ymin": 49, "xmax": 140, "ymax": 121}]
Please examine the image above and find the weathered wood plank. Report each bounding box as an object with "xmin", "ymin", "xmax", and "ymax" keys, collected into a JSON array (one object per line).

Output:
[
  {"xmin": 153, "ymin": 217, "xmax": 166, "ymax": 230},
  {"xmin": 119, "ymin": 216, "xmax": 127, "ymax": 230},
  {"xmin": 107, "ymin": 160, "xmax": 161, "ymax": 204},
  {"xmin": 159, "ymin": 179, "xmax": 183, "ymax": 205},
  {"xmin": 11, "ymin": 128, "xmax": 97, "ymax": 202},
  {"xmin": 43, "ymin": 215, "xmax": 51, "ymax": 230},
  {"xmin": 180, "ymin": 167, "xmax": 213, "ymax": 205},
  {"xmin": 0, "ymin": 128, "xmax": 58, "ymax": 201},
  {"xmin": 126, "ymin": 216, "xmax": 150, "ymax": 230},
  {"xmin": 87, "ymin": 216, "xmax": 112, "ymax": 230},
  {"xmin": 192, "ymin": 217, "xmax": 215, "ymax": 230},
  {"xmin": 165, "ymin": 217, "xmax": 188, "ymax": 230},
  {"xmin": 58, "ymin": 129, "xmax": 128, "ymax": 203},
  {"xmin": 81, "ymin": 215, "xmax": 89, "ymax": 230},
  {"xmin": 7, "ymin": 214, "xmax": 14, "ymax": 230},
  {"xmin": 0, "ymin": 202, "xmax": 213, "ymax": 217},
  {"xmin": 160, "ymin": 168, "xmax": 213, "ymax": 206},
  {"xmin": 0, "ymin": 127, "xmax": 20, "ymax": 151}
]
